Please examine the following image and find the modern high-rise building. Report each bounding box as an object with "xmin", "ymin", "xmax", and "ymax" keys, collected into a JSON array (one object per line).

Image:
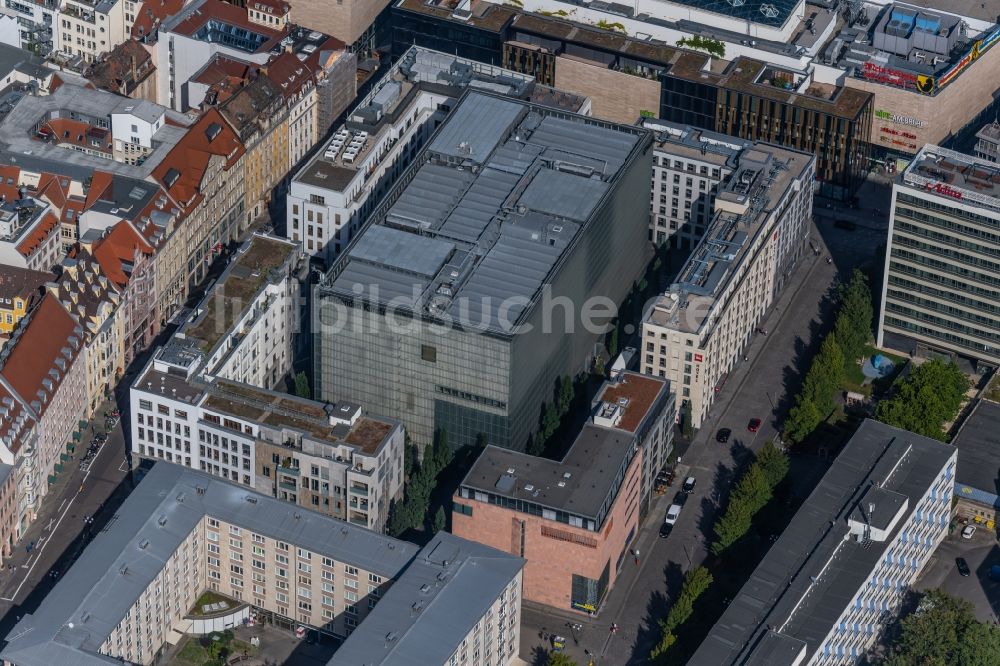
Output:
[
  {"xmin": 641, "ymin": 143, "xmax": 815, "ymax": 428},
  {"xmin": 313, "ymin": 90, "xmax": 654, "ymax": 450},
  {"xmin": 877, "ymin": 145, "xmax": 1000, "ymax": 368},
  {"xmin": 690, "ymin": 419, "xmax": 957, "ymax": 666},
  {"xmin": 0, "ymin": 463, "xmax": 525, "ymax": 665}
]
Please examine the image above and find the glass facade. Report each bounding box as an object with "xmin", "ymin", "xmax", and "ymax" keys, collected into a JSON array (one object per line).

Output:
[{"xmin": 570, "ymin": 562, "xmax": 609, "ymax": 613}]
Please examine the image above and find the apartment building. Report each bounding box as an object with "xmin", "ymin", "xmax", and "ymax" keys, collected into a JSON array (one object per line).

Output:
[
  {"xmin": 0, "ymin": 265, "xmax": 50, "ymax": 336},
  {"xmin": 452, "ymin": 371, "xmax": 673, "ymax": 614},
  {"xmin": 314, "ymin": 91, "xmax": 652, "ymax": 450},
  {"xmin": 690, "ymin": 419, "xmax": 957, "ymax": 666},
  {"xmin": 0, "ymin": 82, "xmax": 193, "ymax": 181},
  {"xmin": 0, "ymin": 464, "xmax": 524, "ymax": 666},
  {"xmin": 129, "ymin": 234, "xmax": 406, "ymax": 532},
  {"xmin": 0, "ymin": 197, "xmax": 61, "ymax": 272},
  {"xmin": 287, "ymin": 46, "xmax": 586, "ymax": 265},
  {"xmin": 131, "ymin": 348, "xmax": 405, "ymax": 531},
  {"xmin": 642, "ymin": 119, "xmax": 748, "ymax": 249},
  {"xmin": 84, "ymin": 38, "xmax": 157, "ymax": 100},
  {"xmin": 50, "ymin": 249, "xmax": 123, "ymax": 414},
  {"xmin": 56, "ymin": 0, "xmax": 133, "ymax": 64},
  {"xmin": 877, "ymin": 145, "xmax": 1000, "ymax": 368},
  {"xmin": 151, "ymin": 108, "xmax": 245, "ymax": 290},
  {"xmin": 89, "ymin": 220, "xmax": 157, "ymax": 365},
  {"xmin": 174, "ymin": 233, "xmax": 301, "ymax": 386},
  {"xmin": 0, "ymin": 293, "xmax": 86, "ymax": 524},
  {"xmin": 641, "ymin": 144, "xmax": 814, "ymax": 428},
  {"xmin": 201, "ymin": 41, "xmax": 356, "ymax": 225}
]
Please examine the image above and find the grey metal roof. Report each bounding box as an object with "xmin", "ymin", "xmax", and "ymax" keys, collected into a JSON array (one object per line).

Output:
[
  {"xmin": 328, "ymin": 532, "xmax": 524, "ymax": 666},
  {"xmin": 427, "ymin": 93, "xmax": 524, "ymax": 164},
  {"xmin": 350, "ymin": 225, "xmax": 455, "ymax": 278},
  {"xmin": 0, "ymin": 83, "xmax": 191, "ymax": 180},
  {"xmin": 1, "ymin": 464, "xmax": 419, "ymax": 666},
  {"xmin": 951, "ymin": 399, "xmax": 1000, "ymax": 496},
  {"xmin": 0, "ymin": 43, "xmax": 43, "ymax": 82},
  {"xmin": 324, "ymin": 91, "xmax": 647, "ymax": 336},
  {"xmin": 689, "ymin": 420, "xmax": 956, "ymax": 666},
  {"xmin": 518, "ymin": 169, "xmax": 609, "ymax": 222}
]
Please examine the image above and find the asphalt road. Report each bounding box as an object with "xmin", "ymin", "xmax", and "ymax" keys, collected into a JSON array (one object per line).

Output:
[
  {"xmin": 915, "ymin": 530, "xmax": 1000, "ymax": 623},
  {"xmin": 518, "ymin": 208, "xmax": 889, "ymax": 665}
]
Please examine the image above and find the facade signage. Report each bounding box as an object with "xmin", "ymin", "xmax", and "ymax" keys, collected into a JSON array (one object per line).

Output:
[
  {"xmin": 875, "ymin": 109, "xmax": 925, "ymax": 128},
  {"xmin": 937, "ymin": 26, "xmax": 1000, "ymax": 90},
  {"xmin": 694, "ymin": 353, "xmax": 703, "ymax": 362},
  {"xmin": 862, "ymin": 62, "xmax": 917, "ymax": 89},
  {"xmin": 926, "ymin": 182, "xmax": 963, "ymax": 200}
]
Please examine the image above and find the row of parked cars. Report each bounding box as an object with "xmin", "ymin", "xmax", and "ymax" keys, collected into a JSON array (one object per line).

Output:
[{"xmin": 659, "ymin": 476, "xmax": 696, "ymax": 538}]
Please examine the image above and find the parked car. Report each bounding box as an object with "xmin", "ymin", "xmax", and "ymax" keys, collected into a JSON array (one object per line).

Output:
[
  {"xmin": 716, "ymin": 428, "xmax": 731, "ymax": 443},
  {"xmin": 962, "ymin": 524, "xmax": 977, "ymax": 540},
  {"xmin": 660, "ymin": 503, "xmax": 683, "ymax": 538},
  {"xmin": 748, "ymin": 418, "xmax": 762, "ymax": 433},
  {"xmin": 682, "ymin": 476, "xmax": 696, "ymax": 494},
  {"xmin": 956, "ymin": 557, "xmax": 971, "ymax": 577},
  {"xmin": 673, "ymin": 491, "xmax": 688, "ymax": 507}
]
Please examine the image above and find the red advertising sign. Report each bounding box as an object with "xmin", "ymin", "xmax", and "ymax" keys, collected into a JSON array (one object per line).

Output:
[
  {"xmin": 862, "ymin": 62, "xmax": 918, "ymax": 90},
  {"xmin": 926, "ymin": 182, "xmax": 963, "ymax": 200},
  {"xmin": 694, "ymin": 354, "xmax": 704, "ymax": 362}
]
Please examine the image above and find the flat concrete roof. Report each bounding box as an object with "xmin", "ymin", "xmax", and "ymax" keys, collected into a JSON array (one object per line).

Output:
[{"xmin": 690, "ymin": 420, "xmax": 956, "ymax": 666}]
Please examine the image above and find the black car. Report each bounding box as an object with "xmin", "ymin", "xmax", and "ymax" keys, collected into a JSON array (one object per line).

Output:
[
  {"xmin": 956, "ymin": 557, "xmax": 971, "ymax": 577},
  {"xmin": 658, "ymin": 522, "xmax": 673, "ymax": 538},
  {"xmin": 673, "ymin": 491, "xmax": 689, "ymax": 507},
  {"xmin": 716, "ymin": 428, "xmax": 731, "ymax": 443},
  {"xmin": 681, "ymin": 476, "xmax": 697, "ymax": 494}
]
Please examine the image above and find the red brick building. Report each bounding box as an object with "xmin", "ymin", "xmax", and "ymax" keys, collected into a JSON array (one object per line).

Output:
[{"xmin": 452, "ymin": 371, "xmax": 673, "ymax": 613}]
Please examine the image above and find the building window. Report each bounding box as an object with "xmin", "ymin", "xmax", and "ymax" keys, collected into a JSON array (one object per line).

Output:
[{"xmin": 421, "ymin": 345, "xmax": 437, "ymax": 362}]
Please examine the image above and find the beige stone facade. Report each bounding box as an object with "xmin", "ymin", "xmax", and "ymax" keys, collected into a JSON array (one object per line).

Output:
[
  {"xmin": 846, "ymin": 42, "xmax": 1000, "ymax": 157},
  {"xmin": 287, "ymin": 0, "xmax": 386, "ymax": 45},
  {"xmin": 553, "ymin": 55, "xmax": 660, "ymax": 124}
]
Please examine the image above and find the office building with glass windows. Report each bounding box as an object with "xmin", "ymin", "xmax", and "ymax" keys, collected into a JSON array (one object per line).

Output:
[
  {"xmin": 313, "ymin": 90, "xmax": 653, "ymax": 450},
  {"xmin": 877, "ymin": 145, "xmax": 1000, "ymax": 369}
]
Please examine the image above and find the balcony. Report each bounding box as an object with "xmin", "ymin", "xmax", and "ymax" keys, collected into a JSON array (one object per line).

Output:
[
  {"xmin": 278, "ymin": 480, "xmax": 297, "ymax": 493},
  {"xmin": 349, "ymin": 498, "xmax": 369, "ymax": 511},
  {"xmin": 277, "ymin": 463, "xmax": 299, "ymax": 476},
  {"xmin": 348, "ymin": 485, "xmax": 368, "ymax": 497},
  {"xmin": 348, "ymin": 513, "xmax": 368, "ymax": 527}
]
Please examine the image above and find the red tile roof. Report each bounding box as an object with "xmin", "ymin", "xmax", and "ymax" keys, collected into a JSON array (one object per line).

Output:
[
  {"xmin": 0, "ymin": 166, "xmax": 20, "ymax": 203},
  {"xmin": 35, "ymin": 173, "xmax": 72, "ymax": 210},
  {"xmin": 170, "ymin": 0, "xmax": 285, "ymax": 44},
  {"xmin": 132, "ymin": 0, "xmax": 185, "ymax": 39},
  {"xmin": 151, "ymin": 108, "xmax": 245, "ymax": 212},
  {"xmin": 92, "ymin": 221, "xmax": 154, "ymax": 288},
  {"xmin": 15, "ymin": 211, "xmax": 59, "ymax": 258},
  {"xmin": 1, "ymin": 293, "xmax": 82, "ymax": 421},
  {"xmin": 83, "ymin": 171, "xmax": 115, "ymax": 211},
  {"xmin": 38, "ymin": 118, "xmax": 112, "ymax": 153}
]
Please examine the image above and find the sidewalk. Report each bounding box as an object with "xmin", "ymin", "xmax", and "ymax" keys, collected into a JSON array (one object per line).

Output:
[{"xmin": 0, "ymin": 398, "xmax": 125, "ymax": 605}]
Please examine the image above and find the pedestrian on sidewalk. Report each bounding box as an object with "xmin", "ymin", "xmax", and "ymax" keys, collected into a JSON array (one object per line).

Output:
[{"xmin": 633, "ymin": 549, "xmax": 640, "ymax": 566}]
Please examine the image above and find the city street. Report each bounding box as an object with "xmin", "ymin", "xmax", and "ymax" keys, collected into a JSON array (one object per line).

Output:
[
  {"xmin": 915, "ymin": 531, "xmax": 1000, "ymax": 623},
  {"xmin": 0, "ymin": 406, "xmax": 130, "ymax": 637},
  {"xmin": 518, "ymin": 206, "xmax": 889, "ymax": 665}
]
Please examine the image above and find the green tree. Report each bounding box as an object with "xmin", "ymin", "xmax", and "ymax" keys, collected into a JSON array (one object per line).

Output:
[
  {"xmin": 784, "ymin": 396, "xmax": 822, "ymax": 444},
  {"xmin": 681, "ymin": 400, "xmax": 694, "ymax": 440},
  {"xmin": 650, "ymin": 566, "xmax": 713, "ymax": 661},
  {"xmin": 833, "ymin": 268, "xmax": 873, "ymax": 364},
  {"xmin": 755, "ymin": 441, "xmax": 789, "ymax": 489},
  {"xmin": 884, "ymin": 590, "xmax": 1000, "ymax": 666},
  {"xmin": 558, "ymin": 376, "xmax": 574, "ymax": 415},
  {"xmin": 875, "ymin": 359, "xmax": 969, "ymax": 440},
  {"xmin": 546, "ymin": 652, "xmax": 579, "ymax": 666},
  {"xmin": 711, "ymin": 459, "xmax": 779, "ymax": 555},
  {"xmin": 293, "ymin": 371, "xmax": 310, "ymax": 399},
  {"xmin": 607, "ymin": 324, "xmax": 620, "ymax": 360},
  {"xmin": 432, "ymin": 506, "xmax": 447, "ymax": 534}
]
